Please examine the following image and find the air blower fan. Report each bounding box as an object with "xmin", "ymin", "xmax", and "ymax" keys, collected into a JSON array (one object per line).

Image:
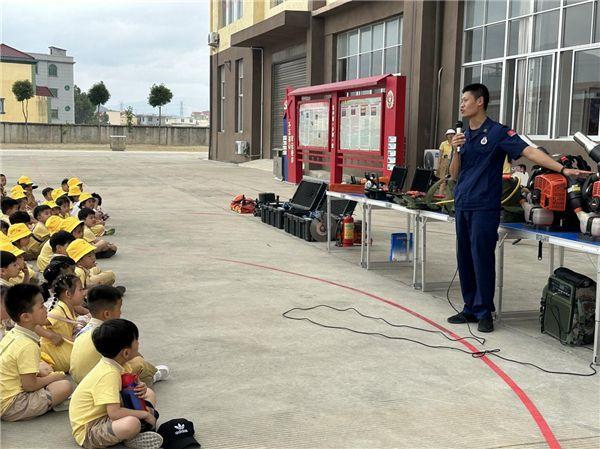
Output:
[{"xmin": 423, "ymin": 149, "xmax": 440, "ymax": 171}]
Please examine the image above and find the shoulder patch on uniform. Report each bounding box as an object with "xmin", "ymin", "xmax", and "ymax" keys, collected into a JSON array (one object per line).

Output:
[{"xmin": 507, "ymin": 129, "xmax": 517, "ymax": 137}]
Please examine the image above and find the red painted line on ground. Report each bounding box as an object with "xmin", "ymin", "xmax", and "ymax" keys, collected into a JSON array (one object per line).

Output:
[
  {"xmin": 189, "ymin": 212, "xmax": 229, "ymax": 216},
  {"xmin": 215, "ymin": 257, "xmax": 561, "ymax": 449}
]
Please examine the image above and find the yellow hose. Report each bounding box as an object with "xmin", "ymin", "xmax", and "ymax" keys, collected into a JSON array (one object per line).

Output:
[{"xmin": 434, "ymin": 177, "xmax": 522, "ymax": 206}]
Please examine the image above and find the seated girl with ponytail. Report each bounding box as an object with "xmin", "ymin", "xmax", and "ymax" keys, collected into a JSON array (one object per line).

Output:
[{"xmin": 40, "ymin": 274, "xmax": 89, "ymax": 373}]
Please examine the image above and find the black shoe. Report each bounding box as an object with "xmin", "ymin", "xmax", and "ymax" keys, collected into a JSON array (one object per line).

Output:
[
  {"xmin": 477, "ymin": 318, "xmax": 494, "ymax": 333},
  {"xmin": 447, "ymin": 311, "xmax": 478, "ymax": 324}
]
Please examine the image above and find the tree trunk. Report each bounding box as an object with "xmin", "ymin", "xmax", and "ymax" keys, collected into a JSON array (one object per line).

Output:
[
  {"xmin": 97, "ymin": 105, "xmax": 101, "ymax": 143},
  {"xmin": 22, "ymin": 100, "xmax": 29, "ymax": 143},
  {"xmin": 158, "ymin": 106, "xmax": 162, "ymax": 146}
]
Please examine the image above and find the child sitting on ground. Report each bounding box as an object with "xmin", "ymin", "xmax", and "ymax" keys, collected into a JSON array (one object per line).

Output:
[
  {"xmin": 42, "ymin": 187, "xmax": 54, "ymax": 202},
  {"xmin": 0, "ymin": 250, "xmax": 24, "ymax": 288},
  {"xmin": 40, "ymin": 274, "xmax": 88, "ymax": 373},
  {"xmin": 67, "ymin": 239, "xmax": 116, "ymax": 288},
  {"xmin": 56, "ymin": 196, "xmax": 72, "ymax": 219},
  {"xmin": 37, "ymin": 224, "xmax": 73, "ymax": 272},
  {"xmin": 1, "ymin": 197, "xmax": 19, "ymax": 225},
  {"xmin": 78, "ymin": 208, "xmax": 117, "ymax": 258},
  {"xmin": 0, "ymin": 284, "xmax": 72, "ymax": 421},
  {"xmin": 69, "ymin": 318, "xmax": 162, "ymax": 449},
  {"xmin": 0, "ymin": 243, "xmax": 31, "ymax": 286},
  {"xmin": 70, "ymin": 285, "xmax": 169, "ymax": 385}
]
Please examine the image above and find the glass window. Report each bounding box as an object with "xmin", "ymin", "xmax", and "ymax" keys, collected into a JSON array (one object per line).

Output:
[
  {"xmin": 570, "ymin": 48, "xmax": 600, "ymax": 135},
  {"xmin": 372, "ymin": 50, "xmax": 383, "ymax": 75},
  {"xmin": 466, "ymin": 0, "xmax": 485, "ymax": 27},
  {"xmin": 504, "ymin": 59, "xmax": 517, "ymax": 127},
  {"xmin": 48, "ymin": 64, "xmax": 58, "ymax": 77},
  {"xmin": 485, "ymin": 23, "xmax": 506, "ymax": 59},
  {"xmin": 51, "ymin": 109, "xmax": 59, "ymax": 119},
  {"xmin": 562, "ymin": 3, "xmax": 593, "ymax": 47},
  {"xmin": 464, "ymin": 28, "xmax": 483, "ymax": 62},
  {"xmin": 348, "ymin": 31, "xmax": 359, "ymax": 55},
  {"xmin": 359, "ymin": 53, "xmax": 371, "ymax": 77},
  {"xmin": 513, "ymin": 58, "xmax": 528, "ymax": 131},
  {"xmin": 508, "ymin": 17, "xmax": 530, "ymax": 55},
  {"xmin": 384, "ymin": 47, "xmax": 399, "ymax": 74},
  {"xmin": 360, "ymin": 26, "xmax": 371, "ymax": 53},
  {"xmin": 482, "ymin": 62, "xmax": 503, "ymax": 120},
  {"xmin": 337, "ymin": 16, "xmax": 402, "ymax": 81},
  {"xmin": 525, "ymin": 54, "xmax": 553, "ymax": 135},
  {"xmin": 464, "ymin": 65, "xmax": 482, "ymax": 85},
  {"xmin": 534, "ymin": 0, "xmax": 560, "ymax": 12},
  {"xmin": 0, "ymin": 98, "xmax": 5, "ymax": 114},
  {"xmin": 532, "ymin": 10, "xmax": 559, "ymax": 51},
  {"xmin": 337, "ymin": 33, "xmax": 347, "ymax": 58},
  {"xmin": 218, "ymin": 65, "xmax": 225, "ymax": 132},
  {"xmin": 49, "ymin": 88, "xmax": 58, "ymax": 98},
  {"xmin": 556, "ymin": 51, "xmax": 573, "ymax": 136},
  {"xmin": 385, "ymin": 18, "xmax": 399, "ymax": 46},
  {"xmin": 510, "ymin": 0, "xmax": 532, "ymax": 17},
  {"xmin": 236, "ymin": 59, "xmax": 243, "ymax": 133},
  {"xmin": 487, "ymin": 0, "xmax": 507, "ymax": 22},
  {"xmin": 373, "ymin": 23, "xmax": 384, "ymax": 50},
  {"xmin": 564, "ymin": 0, "xmax": 587, "ymax": 4},
  {"xmin": 596, "ymin": 2, "xmax": 600, "ymax": 43}
]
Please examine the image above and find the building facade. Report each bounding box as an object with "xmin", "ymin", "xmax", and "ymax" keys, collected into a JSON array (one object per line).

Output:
[
  {"xmin": 27, "ymin": 47, "xmax": 75, "ymax": 124},
  {"xmin": 209, "ymin": 0, "xmax": 600, "ymax": 167},
  {"xmin": 0, "ymin": 44, "xmax": 51, "ymax": 124}
]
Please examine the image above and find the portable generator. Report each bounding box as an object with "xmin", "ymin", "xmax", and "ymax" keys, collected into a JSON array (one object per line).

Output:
[{"xmin": 540, "ymin": 267, "xmax": 596, "ymax": 345}]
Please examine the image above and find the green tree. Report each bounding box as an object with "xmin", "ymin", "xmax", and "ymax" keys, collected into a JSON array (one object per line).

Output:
[
  {"xmin": 148, "ymin": 84, "xmax": 173, "ymax": 144},
  {"xmin": 88, "ymin": 81, "xmax": 111, "ymax": 141},
  {"xmin": 12, "ymin": 80, "xmax": 34, "ymax": 141},
  {"xmin": 124, "ymin": 106, "xmax": 135, "ymax": 131},
  {"xmin": 74, "ymin": 85, "xmax": 95, "ymax": 124}
]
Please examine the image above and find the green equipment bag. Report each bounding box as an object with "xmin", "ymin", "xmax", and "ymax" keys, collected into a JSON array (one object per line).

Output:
[{"xmin": 540, "ymin": 267, "xmax": 596, "ymax": 345}]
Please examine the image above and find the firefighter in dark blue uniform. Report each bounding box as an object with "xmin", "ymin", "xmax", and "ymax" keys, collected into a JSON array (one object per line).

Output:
[{"xmin": 447, "ymin": 84, "xmax": 590, "ymax": 332}]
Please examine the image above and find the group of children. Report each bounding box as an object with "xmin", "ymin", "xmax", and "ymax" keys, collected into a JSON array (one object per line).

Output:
[{"xmin": 0, "ymin": 175, "xmax": 171, "ymax": 449}]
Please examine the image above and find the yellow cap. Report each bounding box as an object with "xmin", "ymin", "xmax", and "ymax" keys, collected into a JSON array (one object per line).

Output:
[
  {"xmin": 0, "ymin": 232, "xmax": 9, "ymax": 242},
  {"xmin": 45, "ymin": 216, "xmax": 64, "ymax": 235},
  {"xmin": 10, "ymin": 185, "xmax": 27, "ymax": 200},
  {"xmin": 42, "ymin": 200, "xmax": 58, "ymax": 208},
  {"xmin": 7, "ymin": 223, "xmax": 32, "ymax": 243},
  {"xmin": 61, "ymin": 216, "xmax": 83, "ymax": 233},
  {"xmin": 51, "ymin": 188, "xmax": 67, "ymax": 201},
  {"xmin": 0, "ymin": 241, "xmax": 25, "ymax": 257},
  {"xmin": 17, "ymin": 176, "xmax": 32, "ymax": 184},
  {"xmin": 78, "ymin": 192, "xmax": 93, "ymax": 203},
  {"xmin": 67, "ymin": 177, "xmax": 83, "ymax": 188},
  {"xmin": 66, "ymin": 238, "xmax": 96, "ymax": 262},
  {"xmin": 68, "ymin": 185, "xmax": 83, "ymax": 197}
]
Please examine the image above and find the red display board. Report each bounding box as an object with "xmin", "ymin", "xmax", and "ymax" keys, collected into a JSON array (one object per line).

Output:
[{"xmin": 284, "ymin": 74, "xmax": 406, "ymax": 184}]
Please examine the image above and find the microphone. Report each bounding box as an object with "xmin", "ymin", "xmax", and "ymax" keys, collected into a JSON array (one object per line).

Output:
[{"xmin": 455, "ymin": 120, "xmax": 463, "ymax": 153}]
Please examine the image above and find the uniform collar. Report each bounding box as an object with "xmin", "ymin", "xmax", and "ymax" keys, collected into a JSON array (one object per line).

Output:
[
  {"xmin": 101, "ymin": 357, "xmax": 124, "ymax": 372},
  {"xmin": 88, "ymin": 317, "xmax": 104, "ymax": 327},
  {"xmin": 467, "ymin": 116, "xmax": 492, "ymax": 138},
  {"xmin": 13, "ymin": 324, "xmax": 41, "ymax": 344}
]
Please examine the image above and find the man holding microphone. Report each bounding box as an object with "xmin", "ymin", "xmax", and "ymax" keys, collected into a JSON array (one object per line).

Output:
[{"xmin": 447, "ymin": 83, "xmax": 590, "ymax": 332}]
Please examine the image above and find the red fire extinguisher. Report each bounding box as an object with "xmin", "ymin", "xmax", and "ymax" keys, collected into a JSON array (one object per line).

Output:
[{"xmin": 342, "ymin": 215, "xmax": 354, "ymax": 247}]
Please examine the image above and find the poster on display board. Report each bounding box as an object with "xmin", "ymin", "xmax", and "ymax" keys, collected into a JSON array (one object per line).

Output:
[
  {"xmin": 339, "ymin": 96, "xmax": 382, "ymax": 152},
  {"xmin": 298, "ymin": 101, "xmax": 329, "ymax": 149}
]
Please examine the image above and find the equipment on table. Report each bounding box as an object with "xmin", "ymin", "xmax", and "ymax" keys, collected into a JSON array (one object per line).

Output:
[
  {"xmin": 572, "ymin": 132, "xmax": 600, "ymax": 237},
  {"xmin": 540, "ymin": 267, "xmax": 596, "ymax": 345},
  {"xmin": 364, "ymin": 173, "xmax": 389, "ymax": 200},
  {"xmin": 395, "ymin": 168, "xmax": 437, "ymax": 209}
]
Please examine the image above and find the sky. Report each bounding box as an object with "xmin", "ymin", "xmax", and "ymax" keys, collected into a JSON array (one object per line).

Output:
[{"xmin": 1, "ymin": 0, "xmax": 211, "ymax": 116}]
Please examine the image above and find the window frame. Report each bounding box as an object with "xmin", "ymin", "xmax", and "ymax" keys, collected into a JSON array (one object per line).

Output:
[
  {"xmin": 235, "ymin": 59, "xmax": 244, "ymax": 133},
  {"xmin": 461, "ymin": 0, "xmax": 600, "ymax": 139},
  {"xmin": 48, "ymin": 64, "xmax": 58, "ymax": 77},
  {"xmin": 218, "ymin": 65, "xmax": 226, "ymax": 133}
]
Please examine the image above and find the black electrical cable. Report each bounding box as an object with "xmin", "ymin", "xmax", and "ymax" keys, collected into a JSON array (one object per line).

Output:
[{"xmin": 283, "ymin": 273, "xmax": 597, "ymax": 377}]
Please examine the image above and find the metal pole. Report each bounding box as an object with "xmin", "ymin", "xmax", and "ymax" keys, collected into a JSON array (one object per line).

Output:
[
  {"xmin": 360, "ymin": 204, "xmax": 366, "ymax": 267},
  {"xmin": 496, "ymin": 234, "xmax": 506, "ymax": 323},
  {"xmin": 366, "ymin": 205, "xmax": 372, "ymax": 270},
  {"xmin": 420, "ymin": 217, "xmax": 427, "ymax": 291},
  {"xmin": 413, "ymin": 216, "xmax": 420, "ymax": 288}
]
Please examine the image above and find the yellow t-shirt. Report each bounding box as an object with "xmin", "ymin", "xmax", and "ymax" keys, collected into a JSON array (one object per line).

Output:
[
  {"xmin": 37, "ymin": 240, "xmax": 54, "ymax": 272},
  {"xmin": 70, "ymin": 319, "xmax": 103, "ymax": 384},
  {"xmin": 438, "ymin": 140, "xmax": 453, "ymax": 159},
  {"xmin": 40, "ymin": 301, "xmax": 76, "ymax": 373},
  {"xmin": 0, "ymin": 326, "xmax": 41, "ymax": 414},
  {"xmin": 33, "ymin": 221, "xmax": 50, "ymax": 242},
  {"xmin": 83, "ymin": 226, "xmax": 96, "ymax": 244},
  {"xmin": 69, "ymin": 357, "xmax": 123, "ymax": 445},
  {"xmin": 8, "ymin": 264, "xmax": 36, "ymax": 285}
]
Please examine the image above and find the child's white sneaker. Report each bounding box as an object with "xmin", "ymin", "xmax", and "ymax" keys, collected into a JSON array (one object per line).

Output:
[
  {"xmin": 153, "ymin": 365, "xmax": 171, "ymax": 383},
  {"xmin": 52, "ymin": 398, "xmax": 70, "ymax": 412},
  {"xmin": 124, "ymin": 431, "xmax": 163, "ymax": 449}
]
